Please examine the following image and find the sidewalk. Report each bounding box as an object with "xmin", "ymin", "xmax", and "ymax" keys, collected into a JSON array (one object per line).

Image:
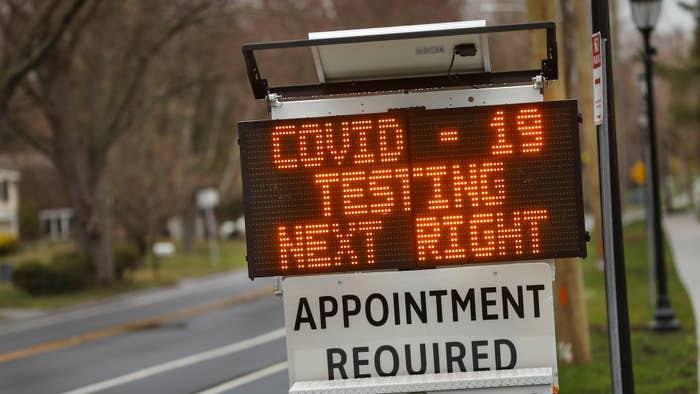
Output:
[{"xmin": 664, "ymin": 212, "xmax": 700, "ymax": 391}]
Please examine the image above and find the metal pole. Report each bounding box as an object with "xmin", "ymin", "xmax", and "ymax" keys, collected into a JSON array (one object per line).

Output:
[
  {"xmin": 204, "ymin": 207, "xmax": 220, "ymax": 266},
  {"xmin": 641, "ymin": 28, "xmax": 680, "ymax": 331},
  {"xmin": 591, "ymin": 0, "xmax": 635, "ymax": 392}
]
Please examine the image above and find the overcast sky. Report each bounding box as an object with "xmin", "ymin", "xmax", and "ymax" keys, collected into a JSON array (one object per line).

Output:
[{"xmin": 618, "ymin": 0, "xmax": 696, "ymax": 35}]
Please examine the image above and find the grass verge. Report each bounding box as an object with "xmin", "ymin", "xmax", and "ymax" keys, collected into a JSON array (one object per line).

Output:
[
  {"xmin": 0, "ymin": 240, "xmax": 247, "ymax": 310},
  {"xmin": 558, "ymin": 220, "xmax": 698, "ymax": 393}
]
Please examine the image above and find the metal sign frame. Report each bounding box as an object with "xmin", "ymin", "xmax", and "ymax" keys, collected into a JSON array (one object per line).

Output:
[
  {"xmin": 235, "ymin": 19, "xmax": 605, "ymax": 394},
  {"xmin": 239, "ymin": 96, "xmax": 586, "ymax": 279},
  {"xmin": 242, "ymin": 22, "xmax": 558, "ymax": 99}
]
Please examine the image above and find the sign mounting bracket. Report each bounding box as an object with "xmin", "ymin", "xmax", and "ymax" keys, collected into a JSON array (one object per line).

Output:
[{"xmin": 242, "ymin": 22, "xmax": 558, "ymax": 100}]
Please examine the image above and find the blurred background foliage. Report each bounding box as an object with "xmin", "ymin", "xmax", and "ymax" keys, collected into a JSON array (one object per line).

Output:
[{"xmin": 2, "ymin": 0, "xmax": 697, "ymax": 284}]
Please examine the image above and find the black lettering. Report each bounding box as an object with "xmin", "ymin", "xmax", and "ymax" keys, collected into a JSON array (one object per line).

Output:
[
  {"xmin": 526, "ymin": 284, "xmax": 545, "ymax": 318},
  {"xmin": 451, "ymin": 289, "xmax": 476, "ymax": 321},
  {"xmin": 502, "ymin": 286, "xmax": 524, "ymax": 319},
  {"xmin": 294, "ymin": 297, "xmax": 316, "ymax": 330},
  {"xmin": 405, "ymin": 344, "xmax": 427, "ymax": 375},
  {"xmin": 429, "ymin": 290, "xmax": 447, "ymax": 322},
  {"xmin": 341, "ymin": 295, "xmax": 360, "ymax": 328},
  {"xmin": 481, "ymin": 287, "xmax": 498, "ymax": 320},
  {"xmin": 375, "ymin": 345, "xmax": 399, "ymax": 376},
  {"xmin": 327, "ymin": 348, "xmax": 348, "ymax": 380},
  {"xmin": 405, "ymin": 291, "xmax": 427, "ymax": 324},
  {"xmin": 319, "ymin": 296, "xmax": 338, "ymax": 329},
  {"xmin": 393, "ymin": 292, "xmax": 401, "ymax": 324},
  {"xmin": 495, "ymin": 339, "xmax": 517, "ymax": 370},
  {"xmin": 446, "ymin": 342, "xmax": 467, "ymax": 373},
  {"xmin": 365, "ymin": 293, "xmax": 389, "ymax": 326},
  {"xmin": 353, "ymin": 347, "xmax": 371, "ymax": 378},
  {"xmin": 433, "ymin": 342, "xmax": 441, "ymax": 373},
  {"xmin": 471, "ymin": 340, "xmax": 490, "ymax": 371}
]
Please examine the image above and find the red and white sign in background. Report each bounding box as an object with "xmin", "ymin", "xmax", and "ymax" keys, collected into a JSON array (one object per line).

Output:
[{"xmin": 592, "ymin": 32, "xmax": 603, "ymax": 126}]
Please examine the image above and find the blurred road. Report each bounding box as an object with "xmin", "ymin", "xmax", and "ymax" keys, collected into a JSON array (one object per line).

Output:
[{"xmin": 0, "ymin": 272, "xmax": 290, "ymax": 394}]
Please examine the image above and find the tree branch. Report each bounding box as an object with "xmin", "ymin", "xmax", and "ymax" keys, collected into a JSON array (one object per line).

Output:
[
  {"xmin": 20, "ymin": 78, "xmax": 63, "ymax": 137},
  {"xmin": 100, "ymin": 1, "xmax": 215, "ymax": 150},
  {"xmin": 0, "ymin": 0, "xmax": 87, "ymax": 110},
  {"xmin": 0, "ymin": 112, "xmax": 52, "ymax": 155}
]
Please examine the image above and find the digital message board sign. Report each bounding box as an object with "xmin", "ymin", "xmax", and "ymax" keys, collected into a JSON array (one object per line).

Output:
[{"xmin": 239, "ymin": 100, "xmax": 585, "ymax": 278}]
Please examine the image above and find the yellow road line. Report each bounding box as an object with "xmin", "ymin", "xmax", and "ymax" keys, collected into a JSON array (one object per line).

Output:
[{"xmin": 0, "ymin": 286, "xmax": 274, "ymax": 364}]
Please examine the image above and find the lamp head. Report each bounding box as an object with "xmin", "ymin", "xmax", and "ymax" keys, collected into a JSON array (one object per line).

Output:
[{"xmin": 630, "ymin": 0, "xmax": 662, "ymax": 32}]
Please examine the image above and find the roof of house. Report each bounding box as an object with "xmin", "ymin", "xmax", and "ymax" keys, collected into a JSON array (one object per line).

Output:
[
  {"xmin": 0, "ymin": 168, "xmax": 19, "ymax": 182},
  {"xmin": 0, "ymin": 151, "xmax": 71, "ymax": 210}
]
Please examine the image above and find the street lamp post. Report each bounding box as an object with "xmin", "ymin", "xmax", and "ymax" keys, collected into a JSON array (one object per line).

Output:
[{"xmin": 630, "ymin": 0, "xmax": 680, "ymax": 331}]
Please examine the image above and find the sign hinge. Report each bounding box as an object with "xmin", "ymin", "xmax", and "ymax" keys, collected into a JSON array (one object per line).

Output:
[
  {"xmin": 274, "ymin": 276, "xmax": 283, "ymax": 296},
  {"xmin": 267, "ymin": 93, "xmax": 283, "ymax": 109},
  {"xmin": 532, "ymin": 75, "xmax": 546, "ymax": 91}
]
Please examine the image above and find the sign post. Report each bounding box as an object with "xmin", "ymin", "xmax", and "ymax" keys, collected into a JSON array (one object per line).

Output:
[
  {"xmin": 196, "ymin": 188, "xmax": 220, "ymax": 266},
  {"xmin": 591, "ymin": 0, "xmax": 635, "ymax": 392}
]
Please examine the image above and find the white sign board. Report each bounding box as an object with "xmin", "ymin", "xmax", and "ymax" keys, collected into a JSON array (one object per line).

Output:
[
  {"xmin": 152, "ymin": 242, "xmax": 175, "ymax": 258},
  {"xmin": 283, "ymin": 262, "xmax": 557, "ymax": 388},
  {"xmin": 196, "ymin": 188, "xmax": 219, "ymax": 209},
  {"xmin": 592, "ymin": 32, "xmax": 603, "ymax": 126}
]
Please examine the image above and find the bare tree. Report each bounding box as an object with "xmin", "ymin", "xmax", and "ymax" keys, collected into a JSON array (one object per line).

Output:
[
  {"xmin": 1, "ymin": 1, "xmax": 224, "ymax": 283},
  {"xmin": 0, "ymin": 0, "xmax": 87, "ymax": 110},
  {"xmin": 108, "ymin": 126, "xmax": 192, "ymax": 259},
  {"xmin": 659, "ymin": 3, "xmax": 700, "ymax": 207},
  {"xmin": 526, "ymin": 0, "xmax": 591, "ymax": 364}
]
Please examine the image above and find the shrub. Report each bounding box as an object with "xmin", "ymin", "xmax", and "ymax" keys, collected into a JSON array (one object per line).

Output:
[
  {"xmin": 11, "ymin": 261, "xmax": 52, "ymax": 295},
  {"xmin": 11, "ymin": 244, "xmax": 147, "ymax": 295},
  {"xmin": 12, "ymin": 252, "xmax": 92, "ymax": 295},
  {"xmin": 113, "ymin": 243, "xmax": 141, "ymax": 279},
  {"xmin": 0, "ymin": 233, "xmax": 19, "ymax": 255},
  {"xmin": 51, "ymin": 251, "xmax": 90, "ymax": 271},
  {"xmin": 19, "ymin": 198, "xmax": 41, "ymax": 240},
  {"xmin": 50, "ymin": 251, "xmax": 92, "ymax": 292}
]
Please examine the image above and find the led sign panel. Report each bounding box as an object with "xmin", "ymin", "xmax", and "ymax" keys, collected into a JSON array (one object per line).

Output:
[{"xmin": 239, "ymin": 100, "xmax": 585, "ymax": 278}]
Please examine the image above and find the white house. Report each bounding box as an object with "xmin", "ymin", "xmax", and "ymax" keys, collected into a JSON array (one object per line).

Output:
[
  {"xmin": 39, "ymin": 208, "xmax": 73, "ymax": 241},
  {"xmin": 0, "ymin": 168, "xmax": 20, "ymax": 237}
]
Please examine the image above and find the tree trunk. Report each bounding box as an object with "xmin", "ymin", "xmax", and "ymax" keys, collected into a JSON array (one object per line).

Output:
[
  {"xmin": 68, "ymin": 181, "xmax": 115, "ymax": 283},
  {"xmin": 572, "ymin": 0, "xmax": 604, "ymax": 267},
  {"xmin": 684, "ymin": 157, "xmax": 694, "ymax": 208},
  {"xmin": 662, "ymin": 138, "xmax": 675, "ymax": 212},
  {"xmin": 528, "ymin": 0, "xmax": 592, "ymax": 364},
  {"xmin": 54, "ymin": 141, "xmax": 115, "ymax": 283},
  {"xmin": 182, "ymin": 197, "xmax": 197, "ymax": 253}
]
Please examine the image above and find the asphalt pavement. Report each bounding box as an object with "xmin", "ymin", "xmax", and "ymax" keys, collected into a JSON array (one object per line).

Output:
[{"xmin": 0, "ymin": 271, "xmax": 290, "ymax": 394}]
